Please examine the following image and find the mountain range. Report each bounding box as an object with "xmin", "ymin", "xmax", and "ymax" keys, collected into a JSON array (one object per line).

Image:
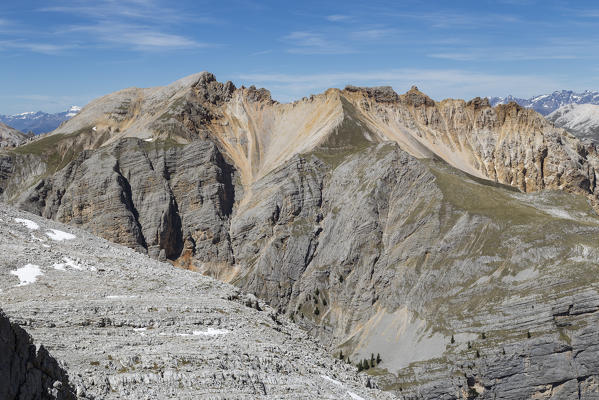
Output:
[
  {"xmin": 0, "ymin": 106, "xmax": 81, "ymax": 134},
  {"xmin": 489, "ymin": 90, "xmax": 599, "ymax": 115},
  {"xmin": 3, "ymin": 72, "xmax": 599, "ymax": 398}
]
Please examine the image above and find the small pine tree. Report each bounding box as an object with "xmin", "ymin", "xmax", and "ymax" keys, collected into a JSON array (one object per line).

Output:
[
  {"xmin": 376, "ymin": 353, "xmax": 381, "ymax": 365},
  {"xmin": 370, "ymin": 353, "xmax": 375, "ymax": 368},
  {"xmin": 254, "ymin": 301, "xmax": 262, "ymax": 311},
  {"xmin": 481, "ymin": 332, "xmax": 486, "ymax": 339},
  {"xmin": 467, "ymin": 342, "xmax": 472, "ymax": 349},
  {"xmin": 451, "ymin": 335, "xmax": 455, "ymax": 344},
  {"xmin": 314, "ymin": 307, "xmax": 320, "ymax": 315},
  {"xmin": 339, "ymin": 350, "xmax": 344, "ymax": 360},
  {"xmin": 323, "ymin": 298, "xmax": 327, "ymax": 306},
  {"xmin": 339, "ymin": 275, "xmax": 344, "ymax": 283},
  {"xmin": 314, "ymin": 296, "xmax": 318, "ymax": 304},
  {"xmin": 315, "ymin": 288, "xmax": 320, "ymax": 296},
  {"xmin": 476, "ymin": 350, "xmax": 480, "ymax": 358},
  {"xmin": 527, "ymin": 331, "xmax": 531, "ymax": 338}
]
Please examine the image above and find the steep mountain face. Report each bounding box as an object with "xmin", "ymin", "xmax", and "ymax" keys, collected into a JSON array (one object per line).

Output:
[
  {"xmin": 0, "ymin": 204, "xmax": 391, "ymax": 399},
  {"xmin": 0, "ymin": 106, "xmax": 81, "ymax": 134},
  {"xmin": 3, "ymin": 72, "xmax": 599, "ymax": 398},
  {"xmin": 489, "ymin": 90, "xmax": 599, "ymax": 115},
  {"xmin": 0, "ymin": 121, "xmax": 31, "ymax": 148},
  {"xmin": 0, "ymin": 308, "xmax": 75, "ymax": 400},
  {"xmin": 547, "ymin": 103, "xmax": 599, "ymax": 143}
]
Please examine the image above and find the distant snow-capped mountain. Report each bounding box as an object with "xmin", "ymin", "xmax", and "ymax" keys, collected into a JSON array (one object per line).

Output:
[
  {"xmin": 547, "ymin": 103, "xmax": 599, "ymax": 143},
  {"xmin": 0, "ymin": 106, "xmax": 81, "ymax": 134},
  {"xmin": 489, "ymin": 90, "xmax": 599, "ymax": 115}
]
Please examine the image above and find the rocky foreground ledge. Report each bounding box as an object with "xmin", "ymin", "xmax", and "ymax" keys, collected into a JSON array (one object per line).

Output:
[{"xmin": 0, "ymin": 204, "xmax": 394, "ymax": 400}]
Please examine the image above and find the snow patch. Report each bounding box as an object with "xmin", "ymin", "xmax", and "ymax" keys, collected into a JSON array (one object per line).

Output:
[
  {"xmin": 133, "ymin": 327, "xmax": 147, "ymax": 332},
  {"xmin": 11, "ymin": 264, "xmax": 43, "ymax": 286},
  {"xmin": 192, "ymin": 328, "xmax": 230, "ymax": 336},
  {"xmin": 46, "ymin": 229, "xmax": 76, "ymax": 241},
  {"xmin": 144, "ymin": 138, "xmax": 154, "ymax": 142},
  {"xmin": 15, "ymin": 218, "xmax": 39, "ymax": 230},
  {"xmin": 321, "ymin": 375, "xmax": 343, "ymax": 386},
  {"xmin": 92, "ymin": 126, "xmax": 97, "ymax": 132},
  {"xmin": 53, "ymin": 257, "xmax": 83, "ymax": 271},
  {"xmin": 106, "ymin": 295, "xmax": 137, "ymax": 299}
]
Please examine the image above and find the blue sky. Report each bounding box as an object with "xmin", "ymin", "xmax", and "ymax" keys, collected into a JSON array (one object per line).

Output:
[{"xmin": 1, "ymin": 0, "xmax": 599, "ymax": 114}]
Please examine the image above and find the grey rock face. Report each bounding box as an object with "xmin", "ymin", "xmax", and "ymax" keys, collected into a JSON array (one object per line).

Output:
[
  {"xmin": 0, "ymin": 308, "xmax": 75, "ymax": 400},
  {"xmin": 15, "ymin": 138, "xmax": 237, "ymax": 265},
  {"xmin": 0, "ymin": 121, "xmax": 30, "ymax": 148},
  {"xmin": 0, "ymin": 204, "xmax": 393, "ymax": 399}
]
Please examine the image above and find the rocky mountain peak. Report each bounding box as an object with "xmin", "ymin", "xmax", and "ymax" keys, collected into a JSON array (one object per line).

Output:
[
  {"xmin": 466, "ymin": 96, "xmax": 491, "ymax": 110},
  {"xmin": 190, "ymin": 72, "xmax": 236, "ymax": 105},
  {"xmin": 400, "ymin": 85, "xmax": 435, "ymax": 107},
  {"xmin": 344, "ymin": 85, "xmax": 399, "ymax": 103}
]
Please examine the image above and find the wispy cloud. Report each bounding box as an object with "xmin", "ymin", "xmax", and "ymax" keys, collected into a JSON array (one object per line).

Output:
[
  {"xmin": 394, "ymin": 11, "xmax": 521, "ymax": 29},
  {"xmin": 35, "ymin": 0, "xmax": 217, "ymax": 52},
  {"xmin": 39, "ymin": 0, "xmax": 218, "ymax": 24},
  {"xmin": 428, "ymin": 36, "xmax": 599, "ymax": 61},
  {"xmin": 0, "ymin": 40, "xmax": 74, "ymax": 54},
  {"xmin": 326, "ymin": 14, "xmax": 351, "ymax": 22},
  {"xmin": 282, "ymin": 31, "xmax": 354, "ymax": 54},
  {"xmin": 66, "ymin": 23, "xmax": 208, "ymax": 51},
  {"xmin": 349, "ymin": 28, "xmax": 398, "ymax": 41},
  {"xmin": 249, "ymin": 49, "xmax": 272, "ymax": 56}
]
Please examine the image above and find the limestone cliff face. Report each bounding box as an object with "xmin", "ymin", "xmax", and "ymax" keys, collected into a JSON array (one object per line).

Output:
[{"xmin": 3, "ymin": 73, "xmax": 599, "ymax": 398}]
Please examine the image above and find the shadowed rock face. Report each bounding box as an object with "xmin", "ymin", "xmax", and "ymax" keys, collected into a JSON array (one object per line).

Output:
[
  {"xmin": 3, "ymin": 73, "xmax": 599, "ymax": 398},
  {"xmin": 0, "ymin": 309, "xmax": 75, "ymax": 400}
]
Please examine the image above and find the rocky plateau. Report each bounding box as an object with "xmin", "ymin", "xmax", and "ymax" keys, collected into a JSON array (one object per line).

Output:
[{"xmin": 0, "ymin": 204, "xmax": 390, "ymax": 399}]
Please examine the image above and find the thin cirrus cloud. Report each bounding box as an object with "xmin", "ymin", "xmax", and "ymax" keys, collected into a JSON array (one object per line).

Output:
[
  {"xmin": 38, "ymin": 0, "xmax": 210, "ymax": 23},
  {"xmin": 349, "ymin": 28, "xmax": 398, "ymax": 40},
  {"xmin": 282, "ymin": 31, "xmax": 354, "ymax": 54},
  {"xmin": 392, "ymin": 11, "xmax": 521, "ymax": 29},
  {"xmin": 0, "ymin": 40, "xmax": 74, "ymax": 55},
  {"xmin": 326, "ymin": 14, "xmax": 351, "ymax": 22},
  {"xmin": 428, "ymin": 38, "xmax": 599, "ymax": 62},
  {"xmin": 35, "ymin": 0, "xmax": 216, "ymax": 52},
  {"xmin": 65, "ymin": 23, "xmax": 210, "ymax": 51}
]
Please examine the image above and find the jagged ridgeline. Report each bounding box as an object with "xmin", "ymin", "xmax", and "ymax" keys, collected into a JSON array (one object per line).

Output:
[{"xmin": 2, "ymin": 72, "xmax": 599, "ymax": 398}]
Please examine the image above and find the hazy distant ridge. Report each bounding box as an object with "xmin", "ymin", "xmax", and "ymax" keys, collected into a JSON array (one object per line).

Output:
[{"xmin": 0, "ymin": 106, "xmax": 80, "ymax": 134}]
